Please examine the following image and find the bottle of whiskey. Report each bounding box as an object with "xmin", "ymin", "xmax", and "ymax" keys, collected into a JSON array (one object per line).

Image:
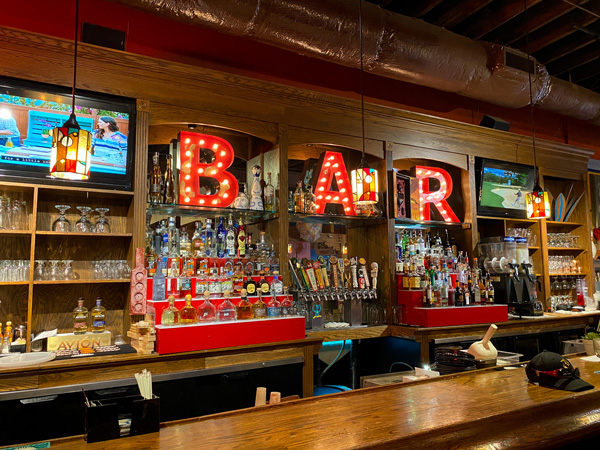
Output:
[
  {"xmin": 217, "ymin": 289, "xmax": 236, "ymax": 322},
  {"xmin": 91, "ymin": 297, "xmax": 106, "ymax": 332},
  {"xmin": 197, "ymin": 291, "xmax": 216, "ymax": 322},
  {"xmin": 163, "ymin": 154, "xmax": 176, "ymax": 204},
  {"xmin": 293, "ymin": 181, "xmax": 304, "ymax": 212},
  {"xmin": 237, "ymin": 218, "xmax": 246, "ymax": 258},
  {"xmin": 264, "ymin": 172, "xmax": 275, "ymax": 211},
  {"xmin": 455, "ymin": 279, "xmax": 465, "ymax": 307},
  {"xmin": 266, "ymin": 293, "xmax": 281, "ymax": 317},
  {"xmin": 73, "ymin": 298, "xmax": 88, "ymax": 334},
  {"xmin": 236, "ymin": 288, "xmax": 253, "ymax": 320},
  {"xmin": 149, "ymin": 152, "xmax": 162, "ymax": 204},
  {"xmin": 252, "ymin": 291, "xmax": 267, "ymax": 319},
  {"xmin": 161, "ymin": 295, "xmax": 180, "ymax": 325},
  {"xmin": 486, "ymin": 275, "xmax": 495, "ymax": 304},
  {"xmin": 179, "ymin": 294, "xmax": 198, "ymax": 324}
]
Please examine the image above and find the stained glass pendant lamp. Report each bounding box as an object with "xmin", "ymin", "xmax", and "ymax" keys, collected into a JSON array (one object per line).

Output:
[
  {"xmin": 50, "ymin": 0, "xmax": 92, "ymax": 180},
  {"xmin": 351, "ymin": 0, "xmax": 379, "ymax": 206}
]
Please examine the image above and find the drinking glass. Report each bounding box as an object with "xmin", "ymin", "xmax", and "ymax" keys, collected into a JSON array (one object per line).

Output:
[
  {"xmin": 52, "ymin": 205, "xmax": 71, "ymax": 232},
  {"xmin": 34, "ymin": 260, "xmax": 45, "ymax": 281},
  {"xmin": 63, "ymin": 260, "xmax": 76, "ymax": 280},
  {"xmin": 94, "ymin": 207, "xmax": 111, "ymax": 233},
  {"xmin": 75, "ymin": 206, "xmax": 93, "ymax": 232},
  {"xmin": 49, "ymin": 260, "xmax": 60, "ymax": 281}
]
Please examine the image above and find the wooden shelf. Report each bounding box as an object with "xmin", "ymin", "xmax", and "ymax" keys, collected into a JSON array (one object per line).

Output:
[
  {"xmin": 35, "ymin": 231, "xmax": 133, "ymax": 237},
  {"xmin": 37, "ymin": 185, "xmax": 135, "ymax": 198},
  {"xmin": 0, "ymin": 281, "xmax": 29, "ymax": 286},
  {"xmin": 549, "ymin": 273, "xmax": 588, "ymax": 277},
  {"xmin": 545, "ymin": 221, "xmax": 583, "ymax": 228},
  {"xmin": 33, "ymin": 279, "xmax": 130, "ymax": 285},
  {"xmin": 547, "ymin": 247, "xmax": 586, "ymax": 252},
  {"xmin": 0, "ymin": 229, "xmax": 32, "ymax": 236},
  {"xmin": 477, "ymin": 215, "xmax": 536, "ymax": 224},
  {"xmin": 394, "ymin": 218, "xmax": 471, "ymax": 229},
  {"xmin": 529, "ymin": 246, "xmax": 540, "ymax": 251},
  {"xmin": 306, "ymin": 325, "xmax": 391, "ymax": 342}
]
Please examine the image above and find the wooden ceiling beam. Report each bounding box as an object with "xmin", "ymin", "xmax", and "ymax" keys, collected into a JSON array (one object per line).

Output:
[
  {"xmin": 546, "ymin": 41, "xmax": 600, "ymax": 75},
  {"xmin": 482, "ymin": 0, "xmax": 586, "ymax": 45},
  {"xmin": 453, "ymin": 0, "xmax": 544, "ymax": 40},
  {"xmin": 512, "ymin": 4, "xmax": 600, "ymax": 54},
  {"xmin": 393, "ymin": 0, "xmax": 445, "ymax": 18},
  {"xmin": 534, "ymin": 30, "xmax": 597, "ymax": 64},
  {"xmin": 567, "ymin": 59, "xmax": 600, "ymax": 83},
  {"xmin": 427, "ymin": 0, "xmax": 494, "ymax": 29}
]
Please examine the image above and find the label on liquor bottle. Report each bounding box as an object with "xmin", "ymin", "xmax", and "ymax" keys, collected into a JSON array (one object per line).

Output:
[
  {"xmin": 402, "ymin": 276, "xmax": 409, "ymax": 289},
  {"xmin": 267, "ymin": 307, "xmax": 281, "ymax": 317},
  {"xmin": 261, "ymin": 283, "xmax": 269, "ymax": 293},
  {"xmin": 93, "ymin": 320, "xmax": 105, "ymax": 328},
  {"xmin": 150, "ymin": 183, "xmax": 161, "ymax": 193},
  {"xmin": 74, "ymin": 322, "xmax": 86, "ymax": 329},
  {"xmin": 272, "ymin": 282, "xmax": 283, "ymax": 295},
  {"xmin": 247, "ymin": 283, "xmax": 256, "ymax": 294},
  {"xmin": 254, "ymin": 307, "xmax": 266, "ymax": 317}
]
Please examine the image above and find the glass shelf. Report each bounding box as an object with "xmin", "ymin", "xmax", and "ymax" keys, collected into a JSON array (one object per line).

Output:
[
  {"xmin": 147, "ymin": 203, "xmax": 278, "ymax": 225},
  {"xmin": 289, "ymin": 211, "xmax": 386, "ymax": 227},
  {"xmin": 394, "ymin": 218, "xmax": 471, "ymax": 229}
]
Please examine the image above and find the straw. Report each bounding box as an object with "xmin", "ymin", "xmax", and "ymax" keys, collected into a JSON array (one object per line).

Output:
[{"xmin": 135, "ymin": 369, "xmax": 153, "ymax": 399}]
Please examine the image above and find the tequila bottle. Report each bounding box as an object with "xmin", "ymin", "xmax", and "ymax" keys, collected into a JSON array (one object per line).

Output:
[
  {"xmin": 161, "ymin": 295, "xmax": 180, "ymax": 325},
  {"xmin": 249, "ymin": 165, "xmax": 264, "ymax": 211},
  {"xmin": 304, "ymin": 184, "xmax": 316, "ymax": 213},
  {"xmin": 217, "ymin": 290, "xmax": 236, "ymax": 322},
  {"xmin": 226, "ymin": 215, "xmax": 237, "ymax": 258},
  {"xmin": 216, "ymin": 216, "xmax": 227, "ymax": 258},
  {"xmin": 280, "ymin": 287, "xmax": 294, "ymax": 316},
  {"xmin": 233, "ymin": 182, "xmax": 249, "ymax": 209},
  {"xmin": 73, "ymin": 298, "xmax": 88, "ymax": 334},
  {"xmin": 197, "ymin": 291, "xmax": 216, "ymax": 322},
  {"xmin": 266, "ymin": 293, "xmax": 281, "ymax": 317},
  {"xmin": 270, "ymin": 272, "xmax": 284, "ymax": 295},
  {"xmin": 167, "ymin": 216, "xmax": 179, "ymax": 257},
  {"xmin": 91, "ymin": 297, "xmax": 106, "ymax": 332},
  {"xmin": 237, "ymin": 218, "xmax": 246, "ymax": 258},
  {"xmin": 192, "ymin": 221, "xmax": 204, "ymax": 257},
  {"xmin": 244, "ymin": 271, "xmax": 258, "ymax": 296},
  {"xmin": 179, "ymin": 226, "xmax": 191, "ymax": 257},
  {"xmin": 264, "ymin": 172, "xmax": 275, "ymax": 211},
  {"xmin": 179, "ymin": 294, "xmax": 198, "ymax": 324},
  {"xmin": 163, "ymin": 154, "xmax": 176, "ymax": 204},
  {"xmin": 236, "ymin": 288, "xmax": 253, "ymax": 320},
  {"xmin": 258, "ymin": 271, "xmax": 270, "ymax": 295},
  {"xmin": 204, "ymin": 219, "xmax": 215, "ymax": 257},
  {"xmin": 252, "ymin": 291, "xmax": 267, "ymax": 319},
  {"xmin": 149, "ymin": 152, "xmax": 162, "ymax": 204}
]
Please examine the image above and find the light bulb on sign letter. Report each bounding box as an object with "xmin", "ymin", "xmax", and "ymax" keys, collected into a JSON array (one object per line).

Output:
[{"xmin": 178, "ymin": 131, "xmax": 239, "ymax": 207}]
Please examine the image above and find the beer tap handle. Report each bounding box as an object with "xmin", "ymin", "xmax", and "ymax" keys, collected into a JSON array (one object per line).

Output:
[
  {"xmin": 350, "ymin": 257, "xmax": 358, "ymax": 289},
  {"xmin": 359, "ymin": 258, "xmax": 370, "ymax": 289},
  {"xmin": 371, "ymin": 262, "xmax": 378, "ymax": 290}
]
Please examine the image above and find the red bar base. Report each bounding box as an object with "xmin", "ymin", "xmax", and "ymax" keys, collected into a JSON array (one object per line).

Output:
[
  {"xmin": 155, "ymin": 316, "xmax": 306, "ymax": 354},
  {"xmin": 402, "ymin": 305, "xmax": 508, "ymax": 327}
]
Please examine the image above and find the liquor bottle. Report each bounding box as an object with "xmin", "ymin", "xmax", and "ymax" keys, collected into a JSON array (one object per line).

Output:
[
  {"xmin": 258, "ymin": 271, "xmax": 270, "ymax": 295},
  {"xmin": 249, "ymin": 165, "xmax": 264, "ymax": 211},
  {"xmin": 226, "ymin": 215, "xmax": 237, "ymax": 258},
  {"xmin": 281, "ymin": 287, "xmax": 294, "ymax": 316},
  {"xmin": 275, "ymin": 173, "xmax": 281, "ymax": 211},
  {"xmin": 217, "ymin": 289, "xmax": 236, "ymax": 322},
  {"xmin": 486, "ymin": 275, "xmax": 495, "ymax": 304},
  {"xmin": 236, "ymin": 288, "xmax": 253, "ymax": 320},
  {"xmin": 73, "ymin": 298, "xmax": 88, "ymax": 334},
  {"xmin": 264, "ymin": 172, "xmax": 275, "ymax": 211},
  {"xmin": 179, "ymin": 294, "xmax": 198, "ymax": 324},
  {"xmin": 464, "ymin": 282, "xmax": 471, "ymax": 306},
  {"xmin": 267, "ymin": 293, "xmax": 281, "ymax": 317},
  {"xmin": 288, "ymin": 189, "xmax": 294, "ymax": 212},
  {"xmin": 198, "ymin": 291, "xmax": 216, "ymax": 322},
  {"xmin": 154, "ymin": 220, "xmax": 165, "ymax": 257},
  {"xmin": 167, "ymin": 216, "xmax": 179, "ymax": 257},
  {"xmin": 192, "ymin": 221, "xmax": 204, "ymax": 257},
  {"xmin": 4, "ymin": 321, "xmax": 12, "ymax": 344},
  {"xmin": 424, "ymin": 280, "xmax": 434, "ymax": 308},
  {"xmin": 91, "ymin": 297, "xmax": 106, "ymax": 332},
  {"xmin": 304, "ymin": 184, "xmax": 316, "ymax": 213},
  {"xmin": 252, "ymin": 291, "xmax": 267, "ymax": 319},
  {"xmin": 237, "ymin": 218, "xmax": 246, "ymax": 257},
  {"xmin": 455, "ymin": 279, "xmax": 465, "ymax": 307},
  {"xmin": 216, "ymin": 216, "xmax": 227, "ymax": 258},
  {"xmin": 177, "ymin": 226, "xmax": 189, "ymax": 258},
  {"xmin": 204, "ymin": 219, "xmax": 215, "ymax": 257},
  {"xmin": 149, "ymin": 152, "xmax": 162, "ymax": 204},
  {"xmin": 244, "ymin": 271, "xmax": 258, "ymax": 296},
  {"xmin": 270, "ymin": 272, "xmax": 284, "ymax": 296},
  {"xmin": 293, "ymin": 181, "xmax": 304, "ymax": 213},
  {"xmin": 163, "ymin": 154, "xmax": 176, "ymax": 204},
  {"xmin": 233, "ymin": 182, "xmax": 249, "ymax": 209},
  {"xmin": 161, "ymin": 295, "xmax": 180, "ymax": 325}
]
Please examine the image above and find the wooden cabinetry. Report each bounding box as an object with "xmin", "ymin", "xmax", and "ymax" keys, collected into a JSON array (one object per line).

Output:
[{"xmin": 0, "ymin": 181, "xmax": 134, "ymax": 350}]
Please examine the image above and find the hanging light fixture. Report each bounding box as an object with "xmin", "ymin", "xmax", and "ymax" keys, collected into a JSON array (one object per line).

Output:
[
  {"xmin": 522, "ymin": 1, "xmax": 549, "ymax": 219},
  {"xmin": 351, "ymin": 0, "xmax": 379, "ymax": 206},
  {"xmin": 50, "ymin": 0, "xmax": 92, "ymax": 180}
]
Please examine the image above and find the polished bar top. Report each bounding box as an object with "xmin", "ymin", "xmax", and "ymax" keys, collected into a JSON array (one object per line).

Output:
[{"xmin": 46, "ymin": 356, "xmax": 600, "ymax": 450}]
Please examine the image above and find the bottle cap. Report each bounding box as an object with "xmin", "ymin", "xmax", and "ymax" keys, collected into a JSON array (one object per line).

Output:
[{"xmin": 241, "ymin": 288, "xmax": 247, "ymax": 296}]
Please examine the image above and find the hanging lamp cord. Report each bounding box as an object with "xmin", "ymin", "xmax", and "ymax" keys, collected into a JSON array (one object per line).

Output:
[
  {"xmin": 71, "ymin": 0, "xmax": 79, "ymax": 114},
  {"xmin": 523, "ymin": 0, "xmax": 539, "ymax": 186},
  {"xmin": 359, "ymin": 0, "xmax": 366, "ymax": 163}
]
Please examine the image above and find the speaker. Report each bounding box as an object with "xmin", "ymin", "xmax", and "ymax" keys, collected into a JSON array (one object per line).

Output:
[
  {"xmin": 480, "ymin": 115, "xmax": 510, "ymax": 132},
  {"xmin": 82, "ymin": 23, "xmax": 125, "ymax": 51}
]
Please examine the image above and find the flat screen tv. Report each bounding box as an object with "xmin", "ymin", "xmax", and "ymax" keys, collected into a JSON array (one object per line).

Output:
[
  {"xmin": 476, "ymin": 157, "xmax": 535, "ymax": 219},
  {"xmin": 0, "ymin": 76, "xmax": 135, "ymax": 190}
]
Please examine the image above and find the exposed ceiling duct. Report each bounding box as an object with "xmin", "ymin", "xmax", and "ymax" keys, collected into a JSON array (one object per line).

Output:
[{"xmin": 108, "ymin": 0, "xmax": 600, "ymax": 126}]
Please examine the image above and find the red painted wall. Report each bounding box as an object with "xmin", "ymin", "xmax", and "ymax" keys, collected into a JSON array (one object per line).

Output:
[{"xmin": 3, "ymin": 0, "xmax": 599, "ymax": 158}]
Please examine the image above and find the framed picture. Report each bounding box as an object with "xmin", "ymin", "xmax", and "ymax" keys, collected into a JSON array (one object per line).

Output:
[{"xmin": 392, "ymin": 170, "xmax": 411, "ymax": 219}]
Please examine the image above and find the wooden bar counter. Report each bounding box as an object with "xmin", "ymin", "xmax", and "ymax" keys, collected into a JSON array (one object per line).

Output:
[{"xmin": 40, "ymin": 355, "xmax": 600, "ymax": 450}]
